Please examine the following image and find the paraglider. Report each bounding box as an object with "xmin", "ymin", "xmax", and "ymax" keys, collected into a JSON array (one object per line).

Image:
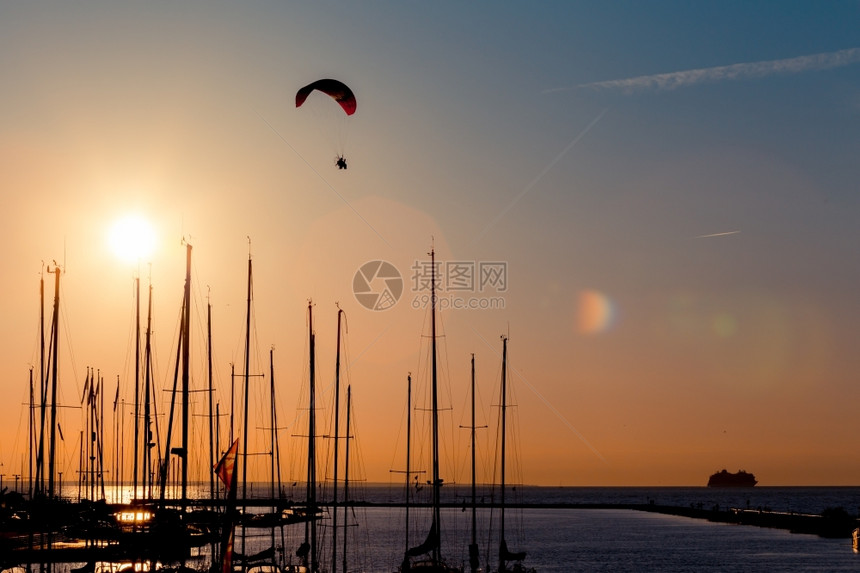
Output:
[
  {"xmin": 295, "ymin": 79, "xmax": 356, "ymax": 116},
  {"xmin": 296, "ymin": 79, "xmax": 356, "ymax": 169}
]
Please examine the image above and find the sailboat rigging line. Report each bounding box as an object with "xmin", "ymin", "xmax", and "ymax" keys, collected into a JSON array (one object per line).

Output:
[
  {"xmin": 255, "ymin": 110, "xmax": 392, "ymax": 250},
  {"xmin": 469, "ymin": 326, "xmax": 607, "ymax": 464},
  {"xmin": 59, "ymin": 294, "xmax": 84, "ymax": 398}
]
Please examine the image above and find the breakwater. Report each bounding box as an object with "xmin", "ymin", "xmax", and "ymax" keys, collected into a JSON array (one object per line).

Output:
[
  {"xmin": 628, "ymin": 502, "xmax": 859, "ymax": 538},
  {"xmin": 352, "ymin": 499, "xmax": 860, "ymax": 538}
]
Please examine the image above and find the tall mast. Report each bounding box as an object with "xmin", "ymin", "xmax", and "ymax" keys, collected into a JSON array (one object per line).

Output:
[
  {"xmin": 47, "ymin": 264, "xmax": 60, "ymax": 500},
  {"xmin": 332, "ymin": 307, "xmax": 343, "ymax": 573},
  {"xmin": 99, "ymin": 370, "xmax": 107, "ymax": 501},
  {"xmin": 430, "ymin": 247, "xmax": 441, "ymax": 565},
  {"xmin": 241, "ymin": 253, "xmax": 252, "ymax": 557},
  {"xmin": 143, "ymin": 279, "xmax": 154, "ymax": 499},
  {"xmin": 180, "ymin": 242, "xmax": 192, "ymax": 509},
  {"xmin": 498, "ymin": 336, "xmax": 508, "ymax": 573},
  {"xmin": 36, "ymin": 268, "xmax": 46, "ymax": 496},
  {"xmin": 405, "ymin": 374, "xmax": 412, "ymax": 559},
  {"xmin": 208, "ymin": 293, "xmax": 215, "ymax": 501},
  {"xmin": 269, "ymin": 348, "xmax": 279, "ymax": 553},
  {"xmin": 304, "ymin": 301, "xmax": 318, "ymax": 571},
  {"xmin": 469, "ymin": 354, "xmax": 479, "ymax": 573},
  {"xmin": 342, "ymin": 384, "xmax": 351, "ymax": 573},
  {"xmin": 230, "ymin": 363, "xmax": 235, "ymax": 445},
  {"xmin": 120, "ymin": 398, "xmax": 125, "ymax": 501},
  {"xmin": 28, "ymin": 367, "xmax": 34, "ymax": 499},
  {"xmin": 133, "ymin": 275, "xmax": 141, "ymax": 501},
  {"xmin": 114, "ymin": 376, "xmax": 120, "ymax": 504},
  {"xmin": 89, "ymin": 369, "xmax": 95, "ymax": 501}
]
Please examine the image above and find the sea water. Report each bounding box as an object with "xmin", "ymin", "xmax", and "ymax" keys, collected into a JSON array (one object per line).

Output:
[
  {"xmin": 14, "ymin": 486, "xmax": 860, "ymax": 572},
  {"xmin": 226, "ymin": 486, "xmax": 860, "ymax": 572},
  {"xmin": 354, "ymin": 506, "xmax": 860, "ymax": 572}
]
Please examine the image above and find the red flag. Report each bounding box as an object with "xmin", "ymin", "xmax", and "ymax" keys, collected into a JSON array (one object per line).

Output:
[
  {"xmin": 214, "ymin": 439, "xmax": 239, "ymax": 491},
  {"xmin": 217, "ymin": 439, "xmax": 240, "ymax": 573},
  {"xmin": 221, "ymin": 525, "xmax": 235, "ymax": 573}
]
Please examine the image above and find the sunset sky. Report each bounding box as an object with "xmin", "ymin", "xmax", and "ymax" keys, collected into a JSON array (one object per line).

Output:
[{"xmin": 1, "ymin": 2, "xmax": 859, "ymax": 489}]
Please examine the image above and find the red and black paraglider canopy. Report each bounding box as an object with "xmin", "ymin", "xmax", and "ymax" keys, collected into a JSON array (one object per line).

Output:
[{"xmin": 295, "ymin": 79, "xmax": 356, "ymax": 116}]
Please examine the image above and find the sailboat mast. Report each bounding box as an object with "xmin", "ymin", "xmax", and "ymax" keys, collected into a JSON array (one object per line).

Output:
[
  {"xmin": 269, "ymin": 347, "xmax": 278, "ymax": 552},
  {"xmin": 28, "ymin": 367, "xmax": 34, "ymax": 499},
  {"xmin": 241, "ymin": 254, "xmax": 252, "ymax": 556},
  {"xmin": 230, "ymin": 363, "xmax": 235, "ymax": 445},
  {"xmin": 470, "ymin": 354, "xmax": 478, "ymax": 573},
  {"xmin": 114, "ymin": 376, "xmax": 120, "ymax": 504},
  {"xmin": 89, "ymin": 369, "xmax": 96, "ymax": 501},
  {"xmin": 498, "ymin": 335, "xmax": 508, "ymax": 573},
  {"xmin": 342, "ymin": 384, "xmax": 351, "ymax": 573},
  {"xmin": 120, "ymin": 398, "xmax": 125, "ymax": 501},
  {"xmin": 99, "ymin": 370, "xmax": 107, "ymax": 501},
  {"xmin": 180, "ymin": 242, "xmax": 192, "ymax": 509},
  {"xmin": 143, "ymin": 280, "xmax": 154, "ymax": 499},
  {"xmin": 430, "ymin": 248, "xmax": 441, "ymax": 565},
  {"xmin": 208, "ymin": 294, "xmax": 215, "ymax": 501},
  {"xmin": 47, "ymin": 264, "xmax": 60, "ymax": 500},
  {"xmin": 471, "ymin": 354, "xmax": 477, "ymax": 543},
  {"xmin": 405, "ymin": 373, "xmax": 412, "ymax": 559},
  {"xmin": 332, "ymin": 308, "xmax": 343, "ymax": 573},
  {"xmin": 133, "ymin": 275, "xmax": 141, "ymax": 502},
  {"xmin": 306, "ymin": 301, "xmax": 318, "ymax": 571},
  {"xmin": 36, "ymin": 269, "xmax": 46, "ymax": 497}
]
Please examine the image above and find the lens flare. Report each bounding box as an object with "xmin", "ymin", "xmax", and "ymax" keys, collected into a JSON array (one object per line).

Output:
[{"xmin": 576, "ymin": 289, "xmax": 615, "ymax": 334}]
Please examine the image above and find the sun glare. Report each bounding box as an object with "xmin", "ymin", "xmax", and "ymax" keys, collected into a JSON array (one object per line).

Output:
[{"xmin": 108, "ymin": 215, "xmax": 156, "ymax": 263}]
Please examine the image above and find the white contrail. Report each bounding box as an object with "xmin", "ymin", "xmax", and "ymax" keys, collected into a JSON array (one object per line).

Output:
[
  {"xmin": 547, "ymin": 47, "xmax": 860, "ymax": 94},
  {"xmin": 695, "ymin": 230, "xmax": 740, "ymax": 239}
]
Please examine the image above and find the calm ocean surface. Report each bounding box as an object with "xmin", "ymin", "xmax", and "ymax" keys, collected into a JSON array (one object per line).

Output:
[
  {"xmin": 235, "ymin": 485, "xmax": 860, "ymax": 572},
  {"xmin": 30, "ymin": 485, "xmax": 860, "ymax": 572}
]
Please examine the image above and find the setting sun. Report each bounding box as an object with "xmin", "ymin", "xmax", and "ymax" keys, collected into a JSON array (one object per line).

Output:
[{"xmin": 108, "ymin": 214, "xmax": 156, "ymax": 263}]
